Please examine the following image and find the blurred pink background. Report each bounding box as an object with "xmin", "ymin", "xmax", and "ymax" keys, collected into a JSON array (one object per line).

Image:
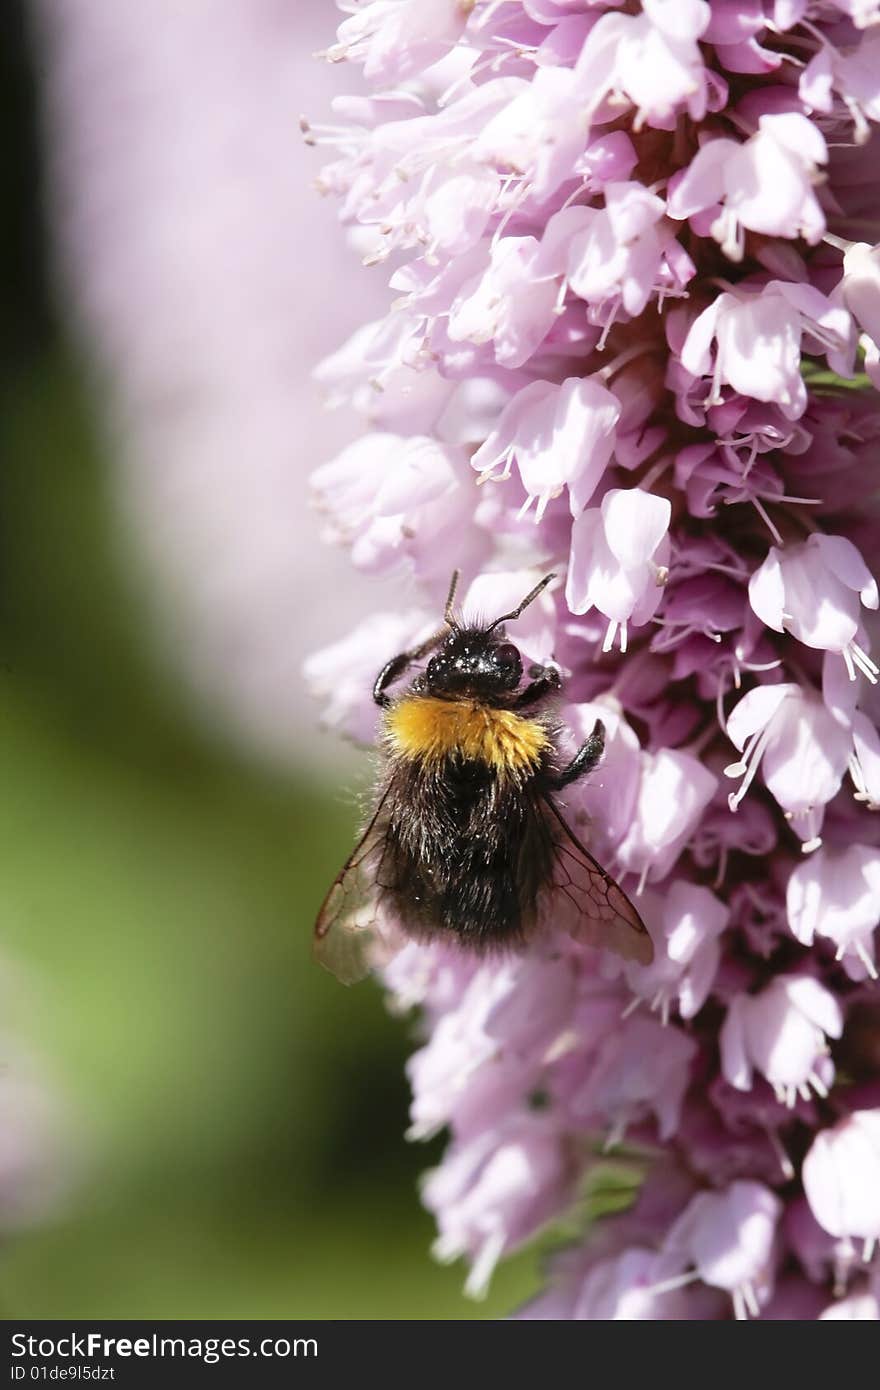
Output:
[{"xmin": 34, "ymin": 0, "xmax": 391, "ymax": 762}]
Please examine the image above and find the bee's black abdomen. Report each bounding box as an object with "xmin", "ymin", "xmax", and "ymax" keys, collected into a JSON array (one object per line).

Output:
[{"xmin": 380, "ymin": 753, "xmax": 555, "ymax": 948}]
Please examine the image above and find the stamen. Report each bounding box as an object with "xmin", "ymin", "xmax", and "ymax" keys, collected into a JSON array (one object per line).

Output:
[
  {"xmin": 765, "ymin": 1126, "xmax": 795, "ymax": 1181},
  {"xmin": 464, "ymin": 1229, "xmax": 506, "ymax": 1300},
  {"xmin": 843, "ymin": 645, "xmax": 856, "ymax": 681},
  {"xmin": 714, "ymin": 845, "xmax": 728, "ymax": 890},
  {"xmin": 740, "ymin": 657, "xmax": 783, "ymax": 674},
  {"xmin": 726, "ymin": 719, "xmax": 778, "ymax": 811},
  {"xmin": 855, "ymin": 940, "xmax": 878, "ymax": 981},
  {"xmin": 596, "ymin": 341, "xmax": 650, "ymax": 380},
  {"xmin": 848, "ymin": 641, "xmax": 880, "ymax": 684},
  {"xmin": 742, "ymin": 1281, "xmax": 761, "ymax": 1319},
  {"xmin": 644, "ymin": 1269, "xmax": 700, "ymax": 1298},
  {"xmin": 849, "ymin": 749, "xmax": 880, "ymax": 810},
  {"xmin": 603, "ymin": 1118, "xmax": 627, "ymax": 1152},
  {"xmin": 751, "ymin": 496, "xmax": 784, "ymax": 546},
  {"xmin": 808, "ymin": 1070, "xmax": 829, "ymax": 1099}
]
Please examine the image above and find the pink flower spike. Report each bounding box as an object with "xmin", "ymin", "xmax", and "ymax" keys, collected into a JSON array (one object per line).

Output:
[
  {"xmin": 786, "ymin": 845, "xmax": 880, "ymax": 981},
  {"xmin": 471, "ymin": 377, "xmax": 620, "ymax": 522},
  {"xmin": 566, "ymin": 488, "xmax": 671, "ymax": 652},
  {"xmin": 302, "ymin": 0, "xmax": 880, "ymax": 1320},
  {"xmin": 803, "ymin": 1111, "xmax": 880, "ymax": 1257}
]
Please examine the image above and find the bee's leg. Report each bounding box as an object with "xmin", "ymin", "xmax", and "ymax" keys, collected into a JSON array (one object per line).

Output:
[
  {"xmin": 550, "ymin": 719, "xmax": 606, "ymax": 789},
  {"xmin": 373, "ymin": 628, "xmax": 447, "ymax": 707},
  {"xmin": 513, "ymin": 664, "xmax": 561, "ymax": 709}
]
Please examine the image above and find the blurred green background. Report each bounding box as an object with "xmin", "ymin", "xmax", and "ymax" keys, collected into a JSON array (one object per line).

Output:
[{"xmin": 0, "ymin": 5, "xmax": 541, "ymax": 1318}]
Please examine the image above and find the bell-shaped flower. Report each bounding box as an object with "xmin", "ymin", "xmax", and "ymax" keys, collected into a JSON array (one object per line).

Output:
[
  {"xmin": 406, "ymin": 962, "xmax": 520, "ymax": 1143},
  {"xmin": 786, "ymin": 844, "xmax": 880, "ymax": 981},
  {"xmin": 663, "ymin": 1181, "xmax": 783, "ymax": 1319},
  {"xmin": 720, "ymin": 975, "xmax": 842, "ymax": 1107},
  {"xmin": 617, "ymin": 749, "xmax": 718, "ymax": 888},
  {"xmin": 572, "ymin": 1013, "xmax": 697, "ymax": 1144},
  {"xmin": 839, "ymin": 241, "xmax": 880, "ymax": 347},
  {"xmin": 303, "ymin": 609, "xmax": 435, "ymax": 745},
  {"xmin": 724, "ymin": 684, "xmax": 852, "ymax": 848},
  {"xmin": 562, "ymin": 700, "xmax": 643, "ymax": 850},
  {"xmin": 850, "ymin": 710, "xmax": 880, "ymax": 811},
  {"xmin": 574, "ymin": 1, "xmax": 713, "ymax": 129},
  {"xmin": 311, "ymin": 433, "xmax": 488, "ymax": 584},
  {"xmin": 798, "ymin": 30, "xmax": 880, "ymax": 144},
  {"xmin": 424, "ymin": 1116, "xmax": 573, "ymax": 1297},
  {"xmin": 471, "ymin": 377, "xmax": 620, "ymax": 522},
  {"xmin": 623, "ymin": 881, "xmax": 729, "ymax": 1023},
  {"xmin": 559, "ymin": 1247, "xmax": 712, "ymax": 1321},
  {"xmin": 407, "ymin": 953, "xmax": 576, "ymax": 1142},
  {"xmin": 681, "ymin": 281, "xmax": 855, "ymax": 420},
  {"xmin": 315, "ymin": 313, "xmax": 455, "ymax": 433},
  {"xmin": 749, "ymin": 534, "xmax": 879, "ymax": 683},
  {"xmin": 473, "ymin": 67, "xmax": 593, "ymax": 204},
  {"xmin": 447, "ymin": 237, "xmax": 560, "ymax": 370},
  {"xmin": 667, "ymin": 114, "xmax": 827, "ymax": 261},
  {"xmin": 327, "ymin": 0, "xmax": 472, "ymax": 83},
  {"xmin": 802, "ymin": 1110, "xmax": 880, "ymax": 1262},
  {"xmin": 566, "ymin": 488, "xmax": 672, "ymax": 653},
  {"xmin": 566, "ymin": 182, "xmax": 694, "ymax": 318},
  {"xmin": 784, "ymin": 1196, "xmax": 863, "ymax": 1291}
]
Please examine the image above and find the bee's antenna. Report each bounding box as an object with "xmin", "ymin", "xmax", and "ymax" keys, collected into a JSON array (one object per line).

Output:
[
  {"xmin": 444, "ymin": 569, "xmax": 461, "ymax": 629},
  {"xmin": 488, "ymin": 573, "xmax": 556, "ymax": 631}
]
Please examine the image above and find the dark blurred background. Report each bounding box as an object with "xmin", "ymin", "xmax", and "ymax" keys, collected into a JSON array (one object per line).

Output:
[{"xmin": 0, "ymin": 0, "xmax": 537, "ymax": 1317}]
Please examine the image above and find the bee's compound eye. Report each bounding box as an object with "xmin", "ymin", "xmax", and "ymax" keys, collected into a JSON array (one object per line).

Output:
[{"xmin": 495, "ymin": 643, "xmax": 520, "ymax": 667}]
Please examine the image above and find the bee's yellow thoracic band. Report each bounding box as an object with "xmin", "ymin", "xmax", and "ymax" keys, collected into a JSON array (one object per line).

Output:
[{"xmin": 385, "ymin": 695, "xmax": 549, "ymax": 778}]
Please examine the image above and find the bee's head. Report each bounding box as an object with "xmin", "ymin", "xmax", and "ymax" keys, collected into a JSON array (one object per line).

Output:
[
  {"xmin": 425, "ymin": 629, "xmax": 523, "ymax": 697},
  {"xmin": 426, "ymin": 570, "xmax": 556, "ymax": 699}
]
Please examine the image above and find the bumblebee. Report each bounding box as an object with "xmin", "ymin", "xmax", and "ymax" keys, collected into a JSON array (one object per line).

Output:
[{"xmin": 314, "ymin": 572, "xmax": 653, "ymax": 983}]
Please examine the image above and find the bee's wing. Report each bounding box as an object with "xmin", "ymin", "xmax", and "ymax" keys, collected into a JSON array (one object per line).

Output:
[
  {"xmin": 538, "ymin": 793, "xmax": 654, "ymax": 966},
  {"xmin": 313, "ymin": 790, "xmax": 391, "ymax": 986}
]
